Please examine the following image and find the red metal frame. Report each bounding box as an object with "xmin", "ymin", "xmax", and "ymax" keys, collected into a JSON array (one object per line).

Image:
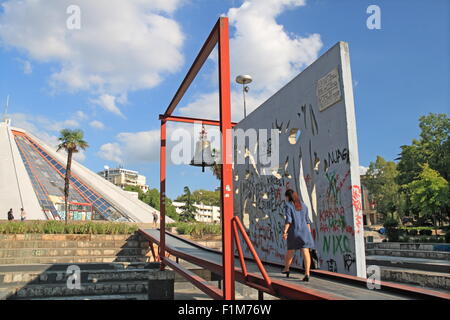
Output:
[
  {"xmin": 232, "ymin": 216, "xmax": 272, "ymax": 291},
  {"xmin": 162, "ymin": 257, "xmax": 224, "ymax": 300},
  {"xmin": 158, "ymin": 17, "xmax": 239, "ymax": 300},
  {"xmin": 159, "ymin": 115, "xmax": 237, "ymax": 127}
]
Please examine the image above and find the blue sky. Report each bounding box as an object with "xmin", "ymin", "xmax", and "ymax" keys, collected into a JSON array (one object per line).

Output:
[{"xmin": 0, "ymin": 0, "xmax": 448, "ymax": 199}]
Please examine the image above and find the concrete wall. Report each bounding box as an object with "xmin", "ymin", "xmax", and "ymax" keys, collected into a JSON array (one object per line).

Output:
[{"xmin": 233, "ymin": 42, "xmax": 366, "ymax": 277}]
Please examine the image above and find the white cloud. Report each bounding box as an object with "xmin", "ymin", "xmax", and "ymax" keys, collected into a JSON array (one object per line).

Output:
[
  {"xmin": 97, "ymin": 124, "xmax": 217, "ymax": 165},
  {"xmin": 179, "ymin": 0, "xmax": 322, "ymax": 122},
  {"xmin": 89, "ymin": 120, "xmax": 105, "ymax": 130},
  {"xmin": 179, "ymin": 90, "xmax": 267, "ymax": 122},
  {"xmin": 359, "ymin": 166, "xmax": 369, "ymax": 175},
  {"xmin": 0, "ymin": 0, "xmax": 185, "ymax": 111},
  {"xmin": 97, "ymin": 0, "xmax": 323, "ymax": 163},
  {"xmin": 74, "ymin": 110, "xmax": 88, "ymax": 120},
  {"xmin": 90, "ymin": 94, "xmax": 125, "ymax": 118},
  {"xmin": 9, "ymin": 113, "xmax": 90, "ymax": 163},
  {"xmin": 98, "ymin": 129, "xmax": 160, "ymax": 164},
  {"xmin": 228, "ymin": 0, "xmax": 321, "ymax": 92},
  {"xmin": 73, "ymin": 149, "xmax": 86, "ymax": 162},
  {"xmin": 16, "ymin": 59, "xmax": 32, "ymax": 74},
  {"xmin": 10, "ymin": 113, "xmax": 60, "ymax": 149},
  {"xmin": 98, "ymin": 143, "xmax": 123, "ymax": 163}
]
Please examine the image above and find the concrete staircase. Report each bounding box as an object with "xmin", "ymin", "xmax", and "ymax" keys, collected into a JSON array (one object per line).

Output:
[
  {"xmin": 0, "ymin": 262, "xmax": 164, "ymax": 300},
  {"xmin": 365, "ymin": 242, "xmax": 450, "ymax": 291},
  {"xmin": 366, "ymin": 242, "xmax": 450, "ymax": 260},
  {"xmin": 0, "ymin": 234, "xmax": 151, "ymax": 265},
  {"xmin": 0, "ymin": 233, "xmax": 228, "ymax": 300},
  {"xmin": 0, "ymin": 233, "xmax": 176, "ymax": 300}
]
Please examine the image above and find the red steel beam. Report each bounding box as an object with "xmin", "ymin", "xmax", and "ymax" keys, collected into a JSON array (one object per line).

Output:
[
  {"xmin": 159, "ymin": 114, "xmax": 237, "ymax": 127},
  {"xmin": 162, "ymin": 20, "xmax": 220, "ymax": 117},
  {"xmin": 162, "ymin": 257, "xmax": 224, "ymax": 300},
  {"xmin": 159, "ymin": 119, "xmax": 167, "ymax": 270},
  {"xmin": 233, "ymin": 217, "xmax": 272, "ymax": 288},
  {"xmin": 232, "ymin": 220, "xmax": 248, "ymax": 277},
  {"xmin": 217, "ymin": 17, "xmax": 235, "ymax": 301},
  {"xmin": 158, "ymin": 17, "xmax": 235, "ymax": 300}
]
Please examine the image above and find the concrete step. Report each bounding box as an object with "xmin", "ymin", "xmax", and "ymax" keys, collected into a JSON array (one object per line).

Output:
[
  {"xmin": 366, "ymin": 248, "xmax": 450, "ymax": 260},
  {"xmin": 0, "ymin": 247, "xmax": 148, "ymax": 258},
  {"xmin": 0, "ymin": 234, "xmax": 145, "ymax": 241},
  {"xmin": 15, "ymin": 294, "xmax": 149, "ymax": 300},
  {"xmin": 0, "ymin": 265, "xmax": 218, "ymax": 286},
  {"xmin": 366, "ymin": 242, "xmax": 450, "ymax": 252},
  {"xmin": 0, "ymin": 268, "xmax": 159, "ymax": 286},
  {"xmin": 1, "ymin": 280, "xmax": 150, "ymax": 299},
  {"xmin": 0, "ymin": 240, "xmax": 149, "ymax": 249},
  {"xmin": 0, "ymin": 255, "xmax": 149, "ymax": 265},
  {"xmin": 379, "ymin": 266, "xmax": 450, "ymax": 291},
  {"xmin": 366, "ymin": 255, "xmax": 450, "ymax": 273}
]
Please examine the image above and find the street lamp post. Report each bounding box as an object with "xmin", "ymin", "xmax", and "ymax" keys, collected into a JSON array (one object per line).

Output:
[{"xmin": 236, "ymin": 75, "xmax": 252, "ymax": 119}]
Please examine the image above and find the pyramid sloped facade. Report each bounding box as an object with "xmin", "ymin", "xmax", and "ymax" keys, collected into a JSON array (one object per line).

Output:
[{"xmin": 0, "ymin": 120, "xmax": 171, "ymax": 223}]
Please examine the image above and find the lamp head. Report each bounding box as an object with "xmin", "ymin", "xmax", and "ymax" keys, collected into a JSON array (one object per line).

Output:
[{"xmin": 236, "ymin": 74, "xmax": 252, "ymax": 85}]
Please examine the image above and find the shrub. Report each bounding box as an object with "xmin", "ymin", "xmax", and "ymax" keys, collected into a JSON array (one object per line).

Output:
[
  {"xmin": 384, "ymin": 218, "xmax": 399, "ymax": 229},
  {"xmin": 419, "ymin": 229, "xmax": 433, "ymax": 236},
  {"xmin": 0, "ymin": 221, "xmax": 138, "ymax": 234},
  {"xmin": 387, "ymin": 229, "xmax": 400, "ymax": 242},
  {"xmin": 171, "ymin": 222, "xmax": 221, "ymax": 238}
]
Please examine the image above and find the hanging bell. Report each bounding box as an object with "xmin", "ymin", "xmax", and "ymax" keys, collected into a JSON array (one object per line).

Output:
[{"xmin": 190, "ymin": 125, "xmax": 215, "ymax": 172}]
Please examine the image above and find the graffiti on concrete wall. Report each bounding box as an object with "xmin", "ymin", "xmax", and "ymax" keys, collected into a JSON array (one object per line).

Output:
[{"xmin": 233, "ymin": 42, "xmax": 366, "ymax": 277}]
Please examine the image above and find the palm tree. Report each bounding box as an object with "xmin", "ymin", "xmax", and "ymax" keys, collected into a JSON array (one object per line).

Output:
[{"xmin": 57, "ymin": 129, "xmax": 89, "ymax": 224}]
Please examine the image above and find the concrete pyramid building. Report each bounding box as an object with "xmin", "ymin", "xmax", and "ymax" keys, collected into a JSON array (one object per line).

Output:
[{"xmin": 0, "ymin": 118, "xmax": 171, "ymax": 223}]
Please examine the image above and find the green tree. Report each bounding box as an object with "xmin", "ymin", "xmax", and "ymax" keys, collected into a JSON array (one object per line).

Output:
[
  {"xmin": 397, "ymin": 113, "xmax": 450, "ymax": 184},
  {"xmin": 123, "ymin": 186, "xmax": 180, "ymax": 221},
  {"xmin": 177, "ymin": 189, "xmax": 220, "ymax": 207},
  {"xmin": 406, "ymin": 164, "xmax": 449, "ymax": 234},
  {"xmin": 362, "ymin": 156, "xmax": 401, "ymax": 221},
  {"xmin": 57, "ymin": 129, "xmax": 89, "ymax": 224},
  {"xmin": 178, "ymin": 186, "xmax": 196, "ymax": 222}
]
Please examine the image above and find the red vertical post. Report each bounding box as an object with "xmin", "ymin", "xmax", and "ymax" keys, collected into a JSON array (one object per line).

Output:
[
  {"xmin": 218, "ymin": 17, "xmax": 235, "ymax": 300},
  {"xmin": 159, "ymin": 119, "xmax": 167, "ymax": 270}
]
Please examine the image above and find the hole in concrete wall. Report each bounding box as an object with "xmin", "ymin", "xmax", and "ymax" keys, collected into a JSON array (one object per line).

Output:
[
  {"xmin": 288, "ymin": 128, "xmax": 301, "ymax": 144},
  {"xmin": 272, "ymin": 169, "xmax": 282, "ymax": 179},
  {"xmin": 313, "ymin": 154, "xmax": 320, "ymax": 173}
]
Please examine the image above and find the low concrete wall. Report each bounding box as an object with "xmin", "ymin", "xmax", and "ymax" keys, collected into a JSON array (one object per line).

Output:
[
  {"xmin": 380, "ymin": 267, "xmax": 450, "ymax": 291},
  {"xmin": 366, "ymin": 242, "xmax": 450, "ymax": 252},
  {"xmin": 0, "ymin": 233, "xmax": 151, "ymax": 265}
]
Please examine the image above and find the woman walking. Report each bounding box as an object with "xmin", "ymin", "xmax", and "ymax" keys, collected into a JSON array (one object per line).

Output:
[{"xmin": 282, "ymin": 189, "xmax": 315, "ymax": 281}]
